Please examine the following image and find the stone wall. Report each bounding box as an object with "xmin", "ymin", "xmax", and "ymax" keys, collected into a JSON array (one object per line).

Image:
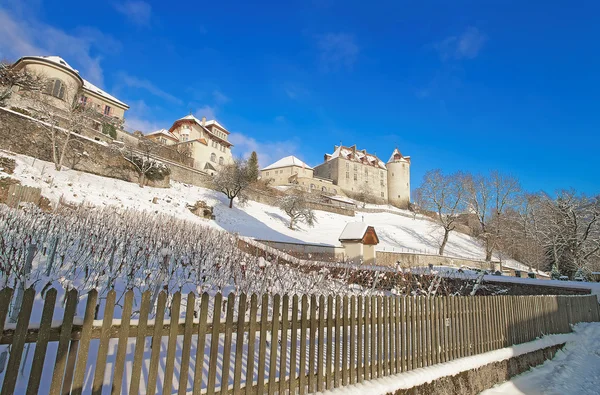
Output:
[
  {"xmin": 377, "ymin": 250, "xmax": 499, "ymax": 271},
  {"xmin": 246, "ymin": 186, "xmax": 356, "ymax": 217},
  {"xmin": 0, "ymin": 107, "xmax": 169, "ymax": 188},
  {"xmin": 390, "ymin": 343, "xmax": 564, "ymax": 395},
  {"xmin": 255, "ymin": 239, "xmax": 346, "ymax": 262}
]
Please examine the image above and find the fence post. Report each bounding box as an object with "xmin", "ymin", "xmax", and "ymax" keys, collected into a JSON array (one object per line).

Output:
[
  {"xmin": 26, "ymin": 288, "xmax": 57, "ymax": 394},
  {"xmin": 179, "ymin": 292, "xmax": 196, "ymax": 395},
  {"xmin": 289, "ymin": 295, "xmax": 299, "ymax": 395},
  {"xmin": 1, "ymin": 287, "xmax": 35, "ymax": 395}
]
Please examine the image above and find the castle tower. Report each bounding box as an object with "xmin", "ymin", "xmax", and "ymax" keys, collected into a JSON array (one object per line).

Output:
[{"xmin": 386, "ymin": 148, "xmax": 411, "ymax": 208}]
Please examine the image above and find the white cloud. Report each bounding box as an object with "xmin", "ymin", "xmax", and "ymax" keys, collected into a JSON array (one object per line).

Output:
[
  {"xmin": 123, "ymin": 100, "xmax": 168, "ymax": 133},
  {"xmin": 0, "ymin": 8, "xmax": 121, "ymax": 87},
  {"xmin": 213, "ymin": 90, "xmax": 229, "ymax": 104},
  {"xmin": 316, "ymin": 33, "xmax": 359, "ymax": 72},
  {"xmin": 229, "ymin": 132, "xmax": 299, "ymax": 168},
  {"xmin": 117, "ymin": 73, "xmax": 182, "ymax": 104},
  {"xmin": 114, "ymin": 1, "xmax": 152, "ymax": 26},
  {"xmin": 194, "ymin": 105, "xmax": 217, "ymax": 121},
  {"xmin": 435, "ymin": 27, "xmax": 487, "ymax": 61}
]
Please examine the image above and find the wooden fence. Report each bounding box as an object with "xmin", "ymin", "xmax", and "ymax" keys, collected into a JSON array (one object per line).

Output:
[
  {"xmin": 0, "ymin": 288, "xmax": 598, "ymax": 394},
  {"xmin": 6, "ymin": 184, "xmax": 41, "ymax": 208}
]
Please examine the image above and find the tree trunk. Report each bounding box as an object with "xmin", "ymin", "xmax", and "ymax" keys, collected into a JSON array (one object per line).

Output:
[
  {"xmin": 439, "ymin": 228, "xmax": 450, "ymax": 255},
  {"xmin": 229, "ymin": 197, "xmax": 234, "ymax": 208},
  {"xmin": 485, "ymin": 244, "xmax": 493, "ymax": 262},
  {"xmin": 56, "ymin": 132, "xmax": 71, "ymax": 171},
  {"xmin": 138, "ymin": 173, "xmax": 145, "ymax": 188},
  {"xmin": 289, "ymin": 217, "xmax": 294, "ymax": 230}
]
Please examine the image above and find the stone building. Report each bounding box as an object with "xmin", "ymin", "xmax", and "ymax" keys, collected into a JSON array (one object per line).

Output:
[
  {"xmin": 313, "ymin": 145, "xmax": 389, "ymax": 201},
  {"xmin": 7, "ymin": 56, "xmax": 129, "ymax": 128},
  {"xmin": 260, "ymin": 155, "xmax": 340, "ymax": 195},
  {"xmin": 265, "ymin": 145, "xmax": 411, "ymax": 208},
  {"xmin": 149, "ymin": 115, "xmax": 234, "ymax": 175}
]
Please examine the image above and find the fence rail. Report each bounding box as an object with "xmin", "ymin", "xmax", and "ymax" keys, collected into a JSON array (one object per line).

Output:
[{"xmin": 0, "ymin": 288, "xmax": 598, "ymax": 394}]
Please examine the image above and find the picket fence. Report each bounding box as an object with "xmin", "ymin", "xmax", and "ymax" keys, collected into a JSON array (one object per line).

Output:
[{"xmin": 0, "ymin": 288, "xmax": 599, "ymax": 394}]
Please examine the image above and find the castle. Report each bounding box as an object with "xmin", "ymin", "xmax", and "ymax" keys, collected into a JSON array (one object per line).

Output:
[{"xmin": 260, "ymin": 145, "xmax": 411, "ymax": 208}]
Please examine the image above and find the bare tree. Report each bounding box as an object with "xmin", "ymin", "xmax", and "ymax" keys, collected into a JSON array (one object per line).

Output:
[
  {"xmin": 355, "ymin": 182, "xmax": 374, "ymax": 208},
  {"xmin": 31, "ymin": 84, "xmax": 95, "ymax": 171},
  {"xmin": 464, "ymin": 171, "xmax": 520, "ymax": 265},
  {"xmin": 118, "ymin": 140, "xmax": 170, "ymax": 187},
  {"xmin": 0, "ymin": 61, "xmax": 44, "ymax": 105},
  {"xmin": 535, "ymin": 191, "xmax": 600, "ymax": 276},
  {"xmin": 213, "ymin": 159, "xmax": 252, "ymax": 208},
  {"xmin": 277, "ymin": 190, "xmax": 317, "ymax": 230},
  {"xmin": 414, "ymin": 169, "xmax": 467, "ymax": 255}
]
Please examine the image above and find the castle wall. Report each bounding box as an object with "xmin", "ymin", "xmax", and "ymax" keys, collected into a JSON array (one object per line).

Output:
[
  {"xmin": 261, "ymin": 165, "xmax": 313, "ymax": 186},
  {"xmin": 315, "ymin": 157, "xmax": 387, "ymax": 200}
]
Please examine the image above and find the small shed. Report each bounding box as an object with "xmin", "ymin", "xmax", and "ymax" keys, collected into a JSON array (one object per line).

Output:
[{"xmin": 339, "ymin": 222, "xmax": 379, "ymax": 265}]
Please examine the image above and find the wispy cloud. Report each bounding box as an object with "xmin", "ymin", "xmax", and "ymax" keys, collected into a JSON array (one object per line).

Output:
[
  {"xmin": 117, "ymin": 73, "xmax": 182, "ymax": 104},
  {"xmin": 124, "ymin": 99, "xmax": 168, "ymax": 133},
  {"xmin": 212, "ymin": 90, "xmax": 230, "ymax": 104},
  {"xmin": 194, "ymin": 105, "xmax": 217, "ymax": 121},
  {"xmin": 0, "ymin": 8, "xmax": 120, "ymax": 87},
  {"xmin": 114, "ymin": 1, "xmax": 152, "ymax": 26},
  {"xmin": 229, "ymin": 133, "xmax": 299, "ymax": 167},
  {"xmin": 435, "ymin": 27, "xmax": 487, "ymax": 61},
  {"xmin": 283, "ymin": 83, "xmax": 309, "ymax": 100},
  {"xmin": 315, "ymin": 33, "xmax": 359, "ymax": 72}
]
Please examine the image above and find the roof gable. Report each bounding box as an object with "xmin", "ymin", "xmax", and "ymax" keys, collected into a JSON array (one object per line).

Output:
[
  {"xmin": 339, "ymin": 223, "xmax": 379, "ymax": 245},
  {"xmin": 261, "ymin": 156, "xmax": 313, "ymax": 171}
]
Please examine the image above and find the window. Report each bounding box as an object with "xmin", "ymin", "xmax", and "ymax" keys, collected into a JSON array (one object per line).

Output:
[
  {"xmin": 381, "ymin": 192, "xmax": 384, "ymax": 197},
  {"xmin": 182, "ymin": 135, "xmax": 188, "ymax": 142},
  {"xmin": 346, "ymin": 172, "xmax": 349, "ymax": 179},
  {"xmin": 380, "ymin": 171, "xmax": 384, "ymax": 178},
  {"xmin": 266, "ymin": 172, "xmax": 269, "ymax": 176},
  {"xmin": 210, "ymin": 153, "xmax": 216, "ymax": 162},
  {"xmin": 219, "ymin": 157, "xmax": 224, "ymax": 165},
  {"xmin": 353, "ymin": 174, "xmax": 357, "ymax": 181},
  {"xmin": 322, "ymin": 186, "xmax": 327, "ymax": 192},
  {"xmin": 354, "ymin": 164, "xmax": 357, "ymax": 171},
  {"xmin": 80, "ymin": 96, "xmax": 88, "ymax": 105},
  {"xmin": 104, "ymin": 105, "xmax": 111, "ymax": 116},
  {"xmin": 45, "ymin": 79, "xmax": 66, "ymax": 100},
  {"xmin": 346, "ymin": 163, "xmax": 349, "ymax": 170}
]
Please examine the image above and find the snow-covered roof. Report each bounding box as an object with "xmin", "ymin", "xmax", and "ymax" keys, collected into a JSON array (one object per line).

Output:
[
  {"xmin": 339, "ymin": 222, "xmax": 379, "ymax": 244},
  {"xmin": 33, "ymin": 56, "xmax": 78, "ymax": 72},
  {"xmin": 82, "ymin": 79, "xmax": 129, "ymax": 108},
  {"xmin": 204, "ymin": 119, "xmax": 228, "ymax": 131},
  {"xmin": 19, "ymin": 56, "xmax": 129, "ymax": 108},
  {"xmin": 172, "ymin": 115, "xmax": 233, "ymax": 146},
  {"xmin": 326, "ymin": 195, "xmax": 356, "ymax": 205},
  {"xmin": 325, "ymin": 145, "xmax": 386, "ymax": 169},
  {"xmin": 147, "ymin": 129, "xmax": 178, "ymax": 140},
  {"xmin": 387, "ymin": 148, "xmax": 410, "ymax": 164},
  {"xmin": 261, "ymin": 156, "xmax": 313, "ymax": 171}
]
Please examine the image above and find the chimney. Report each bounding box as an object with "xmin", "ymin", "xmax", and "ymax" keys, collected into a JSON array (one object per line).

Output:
[
  {"xmin": 351, "ymin": 145, "xmax": 356, "ymax": 154},
  {"xmin": 201, "ymin": 116, "xmax": 206, "ymax": 127}
]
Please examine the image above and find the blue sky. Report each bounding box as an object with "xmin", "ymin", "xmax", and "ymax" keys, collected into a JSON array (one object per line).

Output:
[{"xmin": 1, "ymin": 0, "xmax": 599, "ymax": 195}]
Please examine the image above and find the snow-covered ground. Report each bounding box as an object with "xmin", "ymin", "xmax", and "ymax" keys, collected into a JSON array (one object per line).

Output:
[
  {"xmin": 480, "ymin": 322, "xmax": 600, "ymax": 395},
  {"xmin": 3, "ymin": 152, "xmax": 490, "ymax": 259}
]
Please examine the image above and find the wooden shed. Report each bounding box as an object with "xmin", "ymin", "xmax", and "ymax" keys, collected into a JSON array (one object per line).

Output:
[{"xmin": 339, "ymin": 222, "xmax": 379, "ymax": 265}]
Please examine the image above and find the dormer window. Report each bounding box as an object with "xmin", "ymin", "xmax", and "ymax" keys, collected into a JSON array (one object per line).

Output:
[{"xmin": 104, "ymin": 105, "xmax": 111, "ymax": 116}]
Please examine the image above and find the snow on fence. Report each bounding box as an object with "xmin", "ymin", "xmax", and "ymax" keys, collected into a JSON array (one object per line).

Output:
[{"xmin": 1, "ymin": 288, "xmax": 599, "ymax": 394}]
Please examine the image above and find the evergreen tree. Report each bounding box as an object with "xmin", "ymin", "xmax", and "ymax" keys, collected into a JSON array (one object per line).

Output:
[
  {"xmin": 550, "ymin": 264, "xmax": 561, "ymax": 280},
  {"xmin": 574, "ymin": 268, "xmax": 587, "ymax": 281},
  {"xmin": 248, "ymin": 151, "xmax": 259, "ymax": 182}
]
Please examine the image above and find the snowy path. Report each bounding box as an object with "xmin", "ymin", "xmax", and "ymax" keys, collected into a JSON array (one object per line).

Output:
[{"xmin": 480, "ymin": 322, "xmax": 600, "ymax": 395}]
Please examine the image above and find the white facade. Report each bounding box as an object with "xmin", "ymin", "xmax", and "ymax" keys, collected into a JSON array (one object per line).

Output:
[{"xmin": 386, "ymin": 148, "xmax": 411, "ymax": 208}]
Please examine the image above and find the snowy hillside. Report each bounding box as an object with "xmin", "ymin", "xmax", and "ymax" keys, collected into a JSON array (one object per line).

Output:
[{"xmin": 4, "ymin": 152, "xmax": 492, "ymax": 260}]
